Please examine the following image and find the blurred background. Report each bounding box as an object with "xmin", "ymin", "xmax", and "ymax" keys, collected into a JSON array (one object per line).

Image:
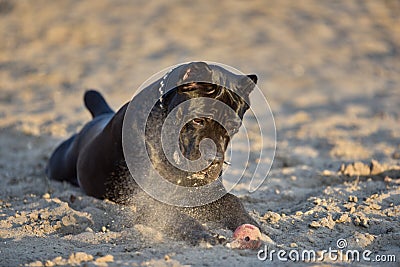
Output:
[
  {"xmin": 1, "ymin": 1, "xmax": 399, "ymax": 134},
  {"xmin": 1, "ymin": 0, "xmax": 399, "ymax": 177},
  {"xmin": 1, "ymin": 0, "xmax": 399, "ymax": 175}
]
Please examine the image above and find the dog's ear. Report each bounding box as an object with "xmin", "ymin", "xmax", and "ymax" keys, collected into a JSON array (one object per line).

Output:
[
  {"xmin": 247, "ymin": 74, "xmax": 258, "ymax": 85},
  {"xmin": 180, "ymin": 62, "xmax": 213, "ymax": 85},
  {"xmin": 239, "ymin": 74, "xmax": 258, "ymax": 96}
]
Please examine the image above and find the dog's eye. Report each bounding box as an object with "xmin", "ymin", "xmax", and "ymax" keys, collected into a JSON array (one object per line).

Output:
[
  {"xmin": 226, "ymin": 120, "xmax": 240, "ymax": 134},
  {"xmin": 204, "ymin": 85, "xmax": 216, "ymax": 95},
  {"xmin": 229, "ymin": 128, "xmax": 239, "ymax": 135},
  {"xmin": 192, "ymin": 118, "xmax": 205, "ymax": 127}
]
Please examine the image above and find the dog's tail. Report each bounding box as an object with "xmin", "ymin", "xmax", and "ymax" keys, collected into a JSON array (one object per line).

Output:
[{"xmin": 84, "ymin": 90, "xmax": 114, "ymax": 118}]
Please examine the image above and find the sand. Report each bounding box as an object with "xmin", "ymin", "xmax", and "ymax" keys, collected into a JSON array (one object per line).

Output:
[{"xmin": 0, "ymin": 0, "xmax": 399, "ymax": 266}]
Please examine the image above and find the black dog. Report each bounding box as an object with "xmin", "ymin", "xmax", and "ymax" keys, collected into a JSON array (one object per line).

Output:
[{"xmin": 46, "ymin": 62, "xmax": 260, "ymax": 245}]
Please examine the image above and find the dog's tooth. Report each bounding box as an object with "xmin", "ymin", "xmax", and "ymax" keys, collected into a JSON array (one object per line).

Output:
[{"xmin": 173, "ymin": 150, "xmax": 181, "ymax": 164}]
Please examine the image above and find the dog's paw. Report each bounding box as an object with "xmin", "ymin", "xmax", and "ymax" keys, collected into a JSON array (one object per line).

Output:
[
  {"xmin": 187, "ymin": 230, "xmax": 220, "ymax": 247},
  {"xmin": 212, "ymin": 232, "xmax": 228, "ymax": 245}
]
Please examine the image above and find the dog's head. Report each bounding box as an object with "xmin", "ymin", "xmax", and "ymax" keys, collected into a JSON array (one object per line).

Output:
[{"xmin": 147, "ymin": 62, "xmax": 257, "ymax": 187}]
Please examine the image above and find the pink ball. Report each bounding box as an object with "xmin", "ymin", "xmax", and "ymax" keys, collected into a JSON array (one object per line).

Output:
[{"xmin": 230, "ymin": 224, "xmax": 262, "ymax": 249}]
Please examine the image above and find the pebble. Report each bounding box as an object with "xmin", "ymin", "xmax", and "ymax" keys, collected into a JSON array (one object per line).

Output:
[
  {"xmin": 262, "ymin": 211, "xmax": 281, "ymax": 223},
  {"xmin": 304, "ymin": 210, "xmax": 314, "ymax": 215},
  {"xmin": 44, "ymin": 260, "xmax": 55, "ymax": 267},
  {"xmin": 68, "ymin": 252, "xmax": 93, "ymax": 264},
  {"xmin": 369, "ymin": 203, "xmax": 381, "ymax": 210},
  {"xmin": 51, "ymin": 256, "xmax": 66, "ymax": 265},
  {"xmin": 340, "ymin": 161, "xmax": 370, "ymax": 176},
  {"xmin": 354, "ymin": 215, "xmax": 369, "ymax": 228},
  {"xmin": 95, "ymin": 254, "xmax": 114, "ymax": 263},
  {"xmin": 392, "ymin": 152, "xmax": 400, "ymax": 159},
  {"xmin": 335, "ymin": 213, "xmax": 349, "ymax": 223},
  {"xmin": 322, "ymin": 170, "xmax": 332, "ymax": 176},
  {"xmin": 313, "ymin": 198, "xmax": 322, "ymax": 205},
  {"xmin": 320, "ymin": 215, "xmax": 335, "ymax": 229},
  {"xmin": 370, "ymin": 160, "xmax": 384, "ymax": 175},
  {"xmin": 27, "ymin": 261, "xmax": 43, "ymax": 267},
  {"xmin": 348, "ymin": 195, "xmax": 358, "ymax": 202}
]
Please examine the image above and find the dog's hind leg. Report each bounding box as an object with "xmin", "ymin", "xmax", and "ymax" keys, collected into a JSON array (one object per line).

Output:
[
  {"xmin": 46, "ymin": 134, "xmax": 79, "ymax": 186},
  {"xmin": 46, "ymin": 90, "xmax": 114, "ymax": 186}
]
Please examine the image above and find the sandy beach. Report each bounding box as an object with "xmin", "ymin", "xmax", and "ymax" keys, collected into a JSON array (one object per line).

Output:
[{"xmin": 0, "ymin": 0, "xmax": 399, "ymax": 266}]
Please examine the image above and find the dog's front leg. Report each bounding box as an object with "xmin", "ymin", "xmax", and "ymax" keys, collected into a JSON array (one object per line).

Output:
[
  {"xmin": 135, "ymin": 197, "xmax": 218, "ymax": 245},
  {"xmin": 185, "ymin": 193, "xmax": 260, "ymax": 231}
]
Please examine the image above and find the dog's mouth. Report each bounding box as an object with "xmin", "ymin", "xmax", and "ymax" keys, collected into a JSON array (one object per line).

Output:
[
  {"xmin": 178, "ymin": 159, "xmax": 224, "ymax": 187},
  {"xmin": 174, "ymin": 134, "xmax": 228, "ymax": 186}
]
